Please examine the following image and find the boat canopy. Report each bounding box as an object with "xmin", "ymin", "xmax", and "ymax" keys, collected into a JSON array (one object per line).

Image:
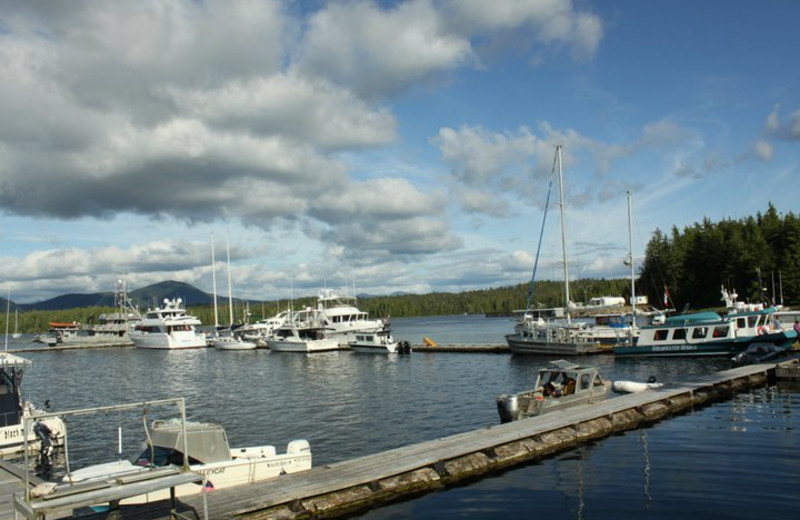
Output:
[
  {"xmin": 664, "ymin": 312, "xmax": 722, "ymax": 325},
  {"xmin": 144, "ymin": 420, "xmax": 231, "ymax": 464}
]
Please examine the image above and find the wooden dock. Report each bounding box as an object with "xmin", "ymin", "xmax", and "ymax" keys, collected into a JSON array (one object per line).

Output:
[{"xmin": 1, "ymin": 358, "xmax": 789, "ymax": 520}]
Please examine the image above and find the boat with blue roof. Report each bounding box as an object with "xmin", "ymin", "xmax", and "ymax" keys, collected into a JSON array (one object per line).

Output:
[{"xmin": 613, "ymin": 287, "xmax": 796, "ymax": 357}]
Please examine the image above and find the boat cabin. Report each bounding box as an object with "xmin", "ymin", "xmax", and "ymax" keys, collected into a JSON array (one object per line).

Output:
[{"xmin": 0, "ymin": 354, "xmax": 30, "ymax": 429}]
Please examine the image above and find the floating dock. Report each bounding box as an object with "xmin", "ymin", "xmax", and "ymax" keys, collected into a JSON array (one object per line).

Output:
[{"xmin": 2, "ymin": 358, "xmax": 784, "ymax": 520}]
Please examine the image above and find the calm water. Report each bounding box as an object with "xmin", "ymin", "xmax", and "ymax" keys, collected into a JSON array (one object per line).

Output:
[{"xmin": 6, "ymin": 314, "xmax": 800, "ymax": 519}]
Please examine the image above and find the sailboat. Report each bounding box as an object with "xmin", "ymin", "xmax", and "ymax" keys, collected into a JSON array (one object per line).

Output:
[
  {"xmin": 211, "ymin": 234, "xmax": 256, "ymax": 351},
  {"xmin": 505, "ymin": 145, "xmax": 607, "ymax": 355}
]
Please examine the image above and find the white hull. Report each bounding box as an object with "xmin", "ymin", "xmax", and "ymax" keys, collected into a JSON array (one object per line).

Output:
[
  {"xmin": 67, "ymin": 444, "xmax": 311, "ymax": 505},
  {"xmin": 212, "ymin": 337, "xmax": 257, "ymax": 350},
  {"xmin": 349, "ymin": 343, "xmax": 397, "ymax": 354},
  {"xmin": 268, "ymin": 337, "xmax": 340, "ymax": 353},
  {"xmin": 131, "ymin": 332, "xmax": 207, "ymax": 350}
]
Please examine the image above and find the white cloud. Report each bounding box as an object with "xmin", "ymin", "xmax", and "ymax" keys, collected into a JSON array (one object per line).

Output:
[{"xmin": 753, "ymin": 139, "xmax": 773, "ymax": 162}]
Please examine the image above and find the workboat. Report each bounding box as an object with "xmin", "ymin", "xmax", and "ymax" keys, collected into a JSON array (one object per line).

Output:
[
  {"xmin": 267, "ymin": 308, "xmax": 339, "ymax": 353},
  {"xmin": 64, "ymin": 419, "xmax": 312, "ymax": 504},
  {"xmin": 496, "ymin": 360, "xmax": 611, "ymax": 423},
  {"xmin": 0, "ymin": 353, "xmax": 66, "ymax": 457},
  {"xmin": 613, "ymin": 287, "xmax": 796, "ymax": 358},
  {"xmin": 129, "ymin": 298, "xmax": 207, "ymax": 349},
  {"xmin": 348, "ymin": 330, "xmax": 411, "ymax": 354}
]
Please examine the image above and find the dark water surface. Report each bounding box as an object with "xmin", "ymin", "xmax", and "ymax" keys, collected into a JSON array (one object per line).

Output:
[{"xmin": 8, "ymin": 314, "xmax": 800, "ymax": 519}]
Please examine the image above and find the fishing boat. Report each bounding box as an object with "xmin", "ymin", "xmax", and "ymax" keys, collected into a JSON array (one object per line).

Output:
[
  {"xmin": 267, "ymin": 308, "xmax": 339, "ymax": 353},
  {"xmin": 0, "ymin": 352, "xmax": 66, "ymax": 457},
  {"xmin": 613, "ymin": 287, "xmax": 797, "ymax": 358},
  {"xmin": 129, "ymin": 298, "xmax": 207, "ymax": 350},
  {"xmin": 496, "ymin": 359, "xmax": 611, "ymax": 423},
  {"xmin": 348, "ymin": 330, "xmax": 411, "ymax": 354},
  {"xmin": 315, "ymin": 289, "xmax": 388, "ymax": 346},
  {"xmin": 63, "ymin": 419, "xmax": 311, "ymax": 504}
]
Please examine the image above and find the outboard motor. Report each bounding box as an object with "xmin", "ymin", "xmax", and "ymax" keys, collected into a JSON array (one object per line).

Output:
[
  {"xmin": 34, "ymin": 421, "xmax": 54, "ymax": 466},
  {"xmin": 496, "ymin": 394, "xmax": 518, "ymax": 424}
]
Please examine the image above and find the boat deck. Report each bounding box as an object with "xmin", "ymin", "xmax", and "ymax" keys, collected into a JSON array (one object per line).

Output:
[{"xmin": 0, "ymin": 359, "xmax": 790, "ymax": 520}]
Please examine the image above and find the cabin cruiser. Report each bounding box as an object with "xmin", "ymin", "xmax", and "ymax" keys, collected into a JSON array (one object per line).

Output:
[
  {"xmin": 235, "ymin": 310, "xmax": 289, "ymax": 346},
  {"xmin": 129, "ymin": 298, "xmax": 207, "ymax": 349},
  {"xmin": 315, "ymin": 289, "xmax": 387, "ymax": 346},
  {"xmin": 0, "ymin": 353, "xmax": 65, "ymax": 457},
  {"xmin": 496, "ymin": 360, "xmax": 611, "ymax": 423},
  {"xmin": 348, "ymin": 330, "xmax": 411, "ymax": 354},
  {"xmin": 64, "ymin": 419, "xmax": 311, "ymax": 504},
  {"xmin": 267, "ymin": 307, "xmax": 340, "ymax": 353}
]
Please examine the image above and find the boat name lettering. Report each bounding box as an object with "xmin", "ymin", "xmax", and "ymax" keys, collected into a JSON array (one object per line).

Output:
[
  {"xmin": 652, "ymin": 345, "xmax": 698, "ymax": 352},
  {"xmin": 3, "ymin": 428, "xmax": 23, "ymax": 440},
  {"xmin": 197, "ymin": 467, "xmax": 226, "ymax": 475}
]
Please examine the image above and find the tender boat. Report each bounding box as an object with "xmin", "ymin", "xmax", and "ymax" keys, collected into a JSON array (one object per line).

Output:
[
  {"xmin": 315, "ymin": 289, "xmax": 388, "ymax": 346},
  {"xmin": 64, "ymin": 419, "xmax": 311, "ymax": 504},
  {"xmin": 496, "ymin": 360, "xmax": 611, "ymax": 423},
  {"xmin": 235, "ymin": 310, "xmax": 289, "ymax": 346},
  {"xmin": 613, "ymin": 287, "xmax": 797, "ymax": 358},
  {"xmin": 267, "ymin": 308, "xmax": 340, "ymax": 353},
  {"xmin": 348, "ymin": 331, "xmax": 411, "ymax": 354},
  {"xmin": 0, "ymin": 353, "xmax": 66, "ymax": 457},
  {"xmin": 129, "ymin": 298, "xmax": 207, "ymax": 349},
  {"xmin": 612, "ymin": 377, "xmax": 664, "ymax": 394}
]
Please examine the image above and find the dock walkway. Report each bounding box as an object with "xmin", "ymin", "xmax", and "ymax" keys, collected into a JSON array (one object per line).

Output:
[{"xmin": 3, "ymin": 360, "xmax": 793, "ymax": 520}]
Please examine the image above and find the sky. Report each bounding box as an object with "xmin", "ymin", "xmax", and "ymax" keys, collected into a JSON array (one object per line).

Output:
[{"xmin": 1, "ymin": 0, "xmax": 798, "ymax": 305}]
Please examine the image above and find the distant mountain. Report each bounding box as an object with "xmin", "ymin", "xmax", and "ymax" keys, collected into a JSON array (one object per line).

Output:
[{"xmin": 20, "ymin": 280, "xmax": 213, "ymax": 311}]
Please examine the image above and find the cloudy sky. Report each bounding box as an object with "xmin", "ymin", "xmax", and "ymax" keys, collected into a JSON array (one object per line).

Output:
[{"xmin": 1, "ymin": 0, "xmax": 798, "ymax": 304}]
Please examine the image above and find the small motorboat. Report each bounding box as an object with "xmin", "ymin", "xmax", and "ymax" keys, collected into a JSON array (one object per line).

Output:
[
  {"xmin": 730, "ymin": 343, "xmax": 789, "ymax": 367},
  {"xmin": 348, "ymin": 330, "xmax": 411, "ymax": 354},
  {"xmin": 496, "ymin": 360, "xmax": 611, "ymax": 423},
  {"xmin": 63, "ymin": 419, "xmax": 311, "ymax": 504},
  {"xmin": 612, "ymin": 376, "xmax": 664, "ymax": 394}
]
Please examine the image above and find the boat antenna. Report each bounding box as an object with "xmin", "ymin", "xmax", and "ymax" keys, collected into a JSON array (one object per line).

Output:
[
  {"xmin": 525, "ymin": 160, "xmax": 557, "ymax": 310},
  {"xmin": 555, "ymin": 145, "xmax": 571, "ymax": 323}
]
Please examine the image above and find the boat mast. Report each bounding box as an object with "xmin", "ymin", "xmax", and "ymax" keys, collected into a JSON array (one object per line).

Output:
[
  {"xmin": 211, "ymin": 233, "xmax": 219, "ymax": 329},
  {"xmin": 627, "ymin": 190, "xmax": 636, "ymax": 323},
  {"xmin": 556, "ymin": 145, "xmax": 571, "ymax": 322},
  {"xmin": 226, "ymin": 233, "xmax": 234, "ymax": 327}
]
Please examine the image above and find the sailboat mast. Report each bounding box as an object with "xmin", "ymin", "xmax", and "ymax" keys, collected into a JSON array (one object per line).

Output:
[
  {"xmin": 627, "ymin": 190, "xmax": 636, "ymax": 320},
  {"xmin": 226, "ymin": 233, "xmax": 234, "ymax": 327},
  {"xmin": 556, "ymin": 145, "xmax": 571, "ymax": 322},
  {"xmin": 211, "ymin": 233, "xmax": 219, "ymax": 329}
]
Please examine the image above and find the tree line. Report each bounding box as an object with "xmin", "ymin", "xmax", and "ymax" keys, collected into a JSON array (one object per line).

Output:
[{"xmin": 637, "ymin": 204, "xmax": 800, "ymax": 310}]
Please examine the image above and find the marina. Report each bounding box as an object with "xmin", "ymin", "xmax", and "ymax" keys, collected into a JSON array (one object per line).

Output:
[{"xmin": 1, "ymin": 314, "xmax": 799, "ymax": 519}]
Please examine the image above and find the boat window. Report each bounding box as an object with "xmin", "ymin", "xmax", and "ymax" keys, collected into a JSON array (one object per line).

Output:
[
  {"xmin": 654, "ymin": 330, "xmax": 668, "ymax": 341},
  {"xmin": 579, "ymin": 373, "xmax": 591, "ymax": 390},
  {"xmin": 747, "ymin": 316, "xmax": 759, "ymax": 328},
  {"xmin": 713, "ymin": 326, "xmax": 729, "ymax": 337},
  {"xmin": 736, "ymin": 317, "xmax": 746, "ymax": 328},
  {"xmin": 672, "ymin": 328, "xmax": 687, "ymax": 340},
  {"xmin": 692, "ymin": 327, "xmax": 708, "ymax": 339}
]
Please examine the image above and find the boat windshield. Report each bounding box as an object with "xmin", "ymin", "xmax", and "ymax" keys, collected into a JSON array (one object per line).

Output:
[{"xmin": 133, "ymin": 445, "xmax": 197, "ymax": 467}]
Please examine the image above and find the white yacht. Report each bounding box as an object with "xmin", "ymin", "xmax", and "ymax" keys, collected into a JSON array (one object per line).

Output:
[
  {"xmin": 235, "ymin": 310, "xmax": 289, "ymax": 346},
  {"xmin": 63, "ymin": 419, "xmax": 311, "ymax": 505},
  {"xmin": 0, "ymin": 353, "xmax": 66, "ymax": 457},
  {"xmin": 129, "ymin": 298, "xmax": 207, "ymax": 349},
  {"xmin": 267, "ymin": 308, "xmax": 339, "ymax": 353},
  {"xmin": 315, "ymin": 289, "xmax": 387, "ymax": 346}
]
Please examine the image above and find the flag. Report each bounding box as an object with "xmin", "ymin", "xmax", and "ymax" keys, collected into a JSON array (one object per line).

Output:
[
  {"xmin": 663, "ymin": 285, "xmax": 670, "ymax": 307},
  {"xmin": 202, "ymin": 480, "xmax": 215, "ymax": 492}
]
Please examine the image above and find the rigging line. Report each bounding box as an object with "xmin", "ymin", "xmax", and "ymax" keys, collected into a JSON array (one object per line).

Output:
[{"xmin": 525, "ymin": 157, "xmax": 558, "ymax": 310}]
